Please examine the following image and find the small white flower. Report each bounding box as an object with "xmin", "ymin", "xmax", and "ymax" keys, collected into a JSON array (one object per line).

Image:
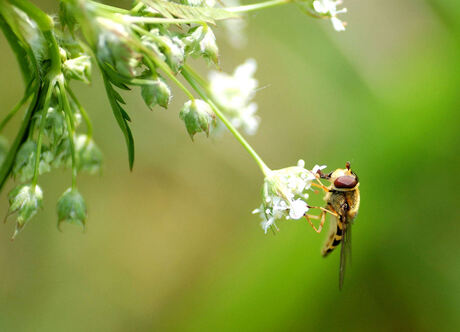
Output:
[
  {"xmin": 289, "ymin": 199, "xmax": 309, "ymax": 219},
  {"xmin": 209, "ymin": 59, "xmax": 259, "ymax": 135},
  {"xmin": 313, "ymin": 0, "xmax": 347, "ymax": 31},
  {"xmin": 254, "ymin": 161, "xmax": 327, "ymax": 233},
  {"xmin": 312, "ymin": 164, "xmax": 327, "ymax": 174}
]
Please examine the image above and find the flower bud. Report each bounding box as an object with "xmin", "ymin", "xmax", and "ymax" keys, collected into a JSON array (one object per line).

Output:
[
  {"xmin": 96, "ymin": 19, "xmax": 142, "ymax": 78},
  {"xmin": 57, "ymin": 188, "xmax": 87, "ymax": 230},
  {"xmin": 75, "ymin": 135, "xmax": 103, "ymax": 174},
  {"xmin": 163, "ymin": 36, "xmax": 185, "ymax": 73},
  {"xmin": 13, "ymin": 141, "xmax": 52, "ymax": 181},
  {"xmin": 7, "ymin": 184, "xmax": 43, "ymax": 239},
  {"xmin": 63, "ymin": 55, "xmax": 92, "ymax": 84},
  {"xmin": 42, "ymin": 107, "xmax": 66, "ymax": 147},
  {"xmin": 179, "ymin": 100, "xmax": 216, "ymax": 140},
  {"xmin": 141, "ymin": 77, "xmax": 172, "ymax": 109},
  {"xmin": 199, "ymin": 27, "xmax": 219, "ymax": 65},
  {"xmin": 184, "ymin": 26, "xmax": 219, "ymax": 65}
]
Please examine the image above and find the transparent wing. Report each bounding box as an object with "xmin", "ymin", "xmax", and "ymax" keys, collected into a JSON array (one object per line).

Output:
[{"xmin": 339, "ymin": 218, "xmax": 352, "ymax": 290}]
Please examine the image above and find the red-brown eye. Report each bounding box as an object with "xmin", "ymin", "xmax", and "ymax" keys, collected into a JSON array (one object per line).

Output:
[{"xmin": 334, "ymin": 176, "xmax": 357, "ymax": 188}]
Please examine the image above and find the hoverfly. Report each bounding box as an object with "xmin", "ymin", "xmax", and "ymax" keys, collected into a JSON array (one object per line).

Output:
[{"xmin": 304, "ymin": 162, "xmax": 360, "ymax": 289}]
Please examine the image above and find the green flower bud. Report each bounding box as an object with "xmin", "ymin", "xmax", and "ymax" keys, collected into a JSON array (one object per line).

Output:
[
  {"xmin": 51, "ymin": 138, "xmax": 71, "ymax": 169},
  {"xmin": 13, "ymin": 141, "xmax": 52, "ymax": 182},
  {"xmin": 199, "ymin": 27, "xmax": 219, "ymax": 65},
  {"xmin": 7, "ymin": 184, "xmax": 43, "ymax": 239},
  {"xmin": 57, "ymin": 188, "xmax": 87, "ymax": 230},
  {"xmin": 143, "ymin": 29, "xmax": 185, "ymax": 73},
  {"xmin": 163, "ymin": 36, "xmax": 185, "ymax": 73},
  {"xmin": 96, "ymin": 19, "xmax": 142, "ymax": 78},
  {"xmin": 141, "ymin": 77, "xmax": 172, "ymax": 109},
  {"xmin": 75, "ymin": 135, "xmax": 103, "ymax": 174},
  {"xmin": 184, "ymin": 26, "xmax": 219, "ymax": 65},
  {"xmin": 43, "ymin": 107, "xmax": 66, "ymax": 147},
  {"xmin": 179, "ymin": 100, "xmax": 216, "ymax": 140},
  {"xmin": 63, "ymin": 55, "xmax": 92, "ymax": 84}
]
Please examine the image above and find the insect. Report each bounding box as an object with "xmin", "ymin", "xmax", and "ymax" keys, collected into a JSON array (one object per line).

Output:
[{"xmin": 304, "ymin": 162, "xmax": 360, "ymax": 289}]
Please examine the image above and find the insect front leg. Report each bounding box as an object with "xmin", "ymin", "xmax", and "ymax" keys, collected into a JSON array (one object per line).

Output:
[
  {"xmin": 311, "ymin": 182, "xmax": 330, "ymax": 193},
  {"xmin": 305, "ymin": 210, "xmax": 326, "ymax": 233},
  {"xmin": 309, "ymin": 205, "xmax": 339, "ymax": 218}
]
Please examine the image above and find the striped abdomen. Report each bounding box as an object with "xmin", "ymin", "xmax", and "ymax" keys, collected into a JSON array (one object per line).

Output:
[{"xmin": 321, "ymin": 217, "xmax": 345, "ymax": 256}]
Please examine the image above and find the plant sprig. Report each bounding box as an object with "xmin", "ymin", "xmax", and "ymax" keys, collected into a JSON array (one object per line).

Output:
[{"xmin": 0, "ymin": 0, "xmax": 349, "ymax": 238}]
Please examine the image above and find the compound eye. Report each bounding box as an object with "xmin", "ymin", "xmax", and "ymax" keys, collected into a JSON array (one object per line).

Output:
[{"xmin": 334, "ymin": 176, "xmax": 357, "ymax": 188}]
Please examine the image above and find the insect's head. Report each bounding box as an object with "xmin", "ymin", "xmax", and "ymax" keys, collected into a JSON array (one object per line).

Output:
[{"xmin": 317, "ymin": 162, "xmax": 359, "ymax": 191}]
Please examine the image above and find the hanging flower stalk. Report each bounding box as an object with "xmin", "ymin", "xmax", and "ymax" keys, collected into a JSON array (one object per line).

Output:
[{"xmin": 0, "ymin": 0, "xmax": 348, "ymax": 238}]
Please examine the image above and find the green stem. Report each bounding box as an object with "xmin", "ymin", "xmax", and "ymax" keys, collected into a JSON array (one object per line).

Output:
[
  {"xmin": 31, "ymin": 80, "xmax": 54, "ymax": 188},
  {"xmin": 0, "ymin": 85, "xmax": 39, "ymax": 192},
  {"xmin": 227, "ymin": 0, "xmax": 290, "ymax": 13},
  {"xmin": 0, "ymin": 92, "xmax": 32, "ymax": 132},
  {"xmin": 182, "ymin": 68, "xmax": 271, "ymax": 176},
  {"xmin": 58, "ymin": 81, "xmax": 77, "ymax": 189},
  {"xmin": 67, "ymin": 87, "xmax": 93, "ymax": 139},
  {"xmin": 123, "ymin": 15, "xmax": 205, "ymax": 25},
  {"xmin": 0, "ymin": 12, "xmax": 31, "ymax": 84},
  {"xmin": 183, "ymin": 65, "xmax": 208, "ymax": 90},
  {"xmin": 88, "ymin": 0, "xmax": 131, "ymax": 14},
  {"xmin": 131, "ymin": 2, "xmax": 144, "ymax": 14},
  {"xmin": 8, "ymin": 0, "xmax": 53, "ymax": 31}
]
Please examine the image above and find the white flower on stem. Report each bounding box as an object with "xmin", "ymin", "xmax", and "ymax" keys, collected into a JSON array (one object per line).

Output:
[
  {"xmin": 219, "ymin": 0, "xmax": 247, "ymax": 48},
  {"xmin": 254, "ymin": 160, "xmax": 327, "ymax": 234},
  {"xmin": 208, "ymin": 59, "xmax": 260, "ymax": 135},
  {"xmin": 313, "ymin": 0, "xmax": 347, "ymax": 31}
]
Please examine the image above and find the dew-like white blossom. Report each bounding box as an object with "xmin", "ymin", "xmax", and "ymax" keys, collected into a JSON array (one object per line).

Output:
[
  {"xmin": 208, "ymin": 59, "xmax": 260, "ymax": 135},
  {"xmin": 253, "ymin": 160, "xmax": 326, "ymax": 234},
  {"xmin": 219, "ymin": 0, "xmax": 247, "ymax": 48},
  {"xmin": 313, "ymin": 0, "xmax": 347, "ymax": 31}
]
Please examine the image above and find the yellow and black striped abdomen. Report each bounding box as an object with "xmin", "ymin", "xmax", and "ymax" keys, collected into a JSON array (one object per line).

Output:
[{"xmin": 321, "ymin": 218, "xmax": 344, "ymax": 256}]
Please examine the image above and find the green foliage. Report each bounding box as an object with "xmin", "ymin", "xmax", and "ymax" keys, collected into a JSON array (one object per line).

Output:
[
  {"xmin": 141, "ymin": 0, "xmax": 240, "ymax": 24},
  {"xmin": 102, "ymin": 76, "xmax": 135, "ymax": 170},
  {"xmin": 0, "ymin": 0, "xmax": 338, "ymax": 238}
]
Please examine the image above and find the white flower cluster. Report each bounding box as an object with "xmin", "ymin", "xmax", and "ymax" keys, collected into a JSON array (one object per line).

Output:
[
  {"xmin": 313, "ymin": 0, "xmax": 347, "ymax": 32},
  {"xmin": 253, "ymin": 161, "xmax": 326, "ymax": 233},
  {"xmin": 208, "ymin": 59, "xmax": 260, "ymax": 135}
]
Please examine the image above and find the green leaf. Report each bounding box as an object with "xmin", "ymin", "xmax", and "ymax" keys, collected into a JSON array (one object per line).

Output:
[
  {"xmin": 141, "ymin": 0, "xmax": 240, "ymax": 24},
  {"xmin": 102, "ymin": 74, "xmax": 135, "ymax": 170}
]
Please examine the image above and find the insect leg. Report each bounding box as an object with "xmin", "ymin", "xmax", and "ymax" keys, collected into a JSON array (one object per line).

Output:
[
  {"xmin": 308, "ymin": 205, "xmax": 338, "ymax": 218},
  {"xmin": 311, "ymin": 182, "xmax": 329, "ymax": 192},
  {"xmin": 304, "ymin": 210, "xmax": 326, "ymax": 233}
]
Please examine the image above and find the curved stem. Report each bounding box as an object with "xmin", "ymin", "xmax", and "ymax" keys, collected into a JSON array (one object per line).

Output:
[
  {"xmin": 123, "ymin": 15, "xmax": 205, "ymax": 25},
  {"xmin": 227, "ymin": 0, "xmax": 290, "ymax": 13},
  {"xmin": 67, "ymin": 87, "xmax": 93, "ymax": 139},
  {"xmin": 58, "ymin": 82, "xmax": 77, "ymax": 189},
  {"xmin": 0, "ymin": 92, "xmax": 32, "ymax": 132},
  {"xmin": 8, "ymin": 0, "xmax": 53, "ymax": 31},
  {"xmin": 182, "ymin": 68, "xmax": 271, "ymax": 176},
  {"xmin": 31, "ymin": 80, "xmax": 54, "ymax": 188},
  {"xmin": 0, "ymin": 85, "xmax": 39, "ymax": 192}
]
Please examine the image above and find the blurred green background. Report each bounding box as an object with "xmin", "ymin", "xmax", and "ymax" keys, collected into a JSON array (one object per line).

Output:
[{"xmin": 0, "ymin": 0, "xmax": 459, "ymax": 331}]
